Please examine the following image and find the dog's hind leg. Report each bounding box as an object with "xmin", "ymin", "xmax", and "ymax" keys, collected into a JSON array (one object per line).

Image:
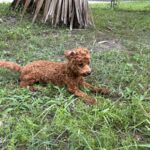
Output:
[
  {"xmin": 20, "ymin": 80, "xmax": 37, "ymax": 92},
  {"xmin": 19, "ymin": 74, "xmax": 38, "ymax": 91}
]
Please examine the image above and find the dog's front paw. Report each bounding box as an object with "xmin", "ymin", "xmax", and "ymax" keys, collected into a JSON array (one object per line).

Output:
[
  {"xmin": 84, "ymin": 97, "xmax": 97, "ymax": 105},
  {"xmin": 92, "ymin": 87, "xmax": 110, "ymax": 95},
  {"xmin": 99, "ymin": 87, "xmax": 110, "ymax": 95}
]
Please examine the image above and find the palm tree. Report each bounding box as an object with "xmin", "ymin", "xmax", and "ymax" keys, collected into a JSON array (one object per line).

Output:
[{"xmin": 11, "ymin": 0, "xmax": 94, "ymax": 30}]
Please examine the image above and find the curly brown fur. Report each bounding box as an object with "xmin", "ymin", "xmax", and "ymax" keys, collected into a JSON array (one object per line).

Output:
[{"xmin": 0, "ymin": 48, "xmax": 109, "ymax": 105}]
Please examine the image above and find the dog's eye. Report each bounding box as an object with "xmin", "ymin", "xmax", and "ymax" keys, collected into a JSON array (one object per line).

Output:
[{"xmin": 79, "ymin": 63, "xmax": 84, "ymax": 68}]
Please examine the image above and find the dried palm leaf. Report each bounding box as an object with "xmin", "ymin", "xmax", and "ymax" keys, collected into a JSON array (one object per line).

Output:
[
  {"xmin": 32, "ymin": 0, "xmax": 44, "ymax": 23},
  {"xmin": 22, "ymin": 0, "xmax": 31, "ymax": 17},
  {"xmin": 11, "ymin": 0, "xmax": 94, "ymax": 30}
]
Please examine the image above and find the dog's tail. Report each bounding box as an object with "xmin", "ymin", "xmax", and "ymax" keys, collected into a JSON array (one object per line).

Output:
[{"xmin": 0, "ymin": 61, "xmax": 22, "ymax": 72}]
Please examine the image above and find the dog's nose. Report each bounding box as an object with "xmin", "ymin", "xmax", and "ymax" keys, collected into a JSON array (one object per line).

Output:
[
  {"xmin": 87, "ymin": 72, "xmax": 91, "ymax": 75},
  {"xmin": 84, "ymin": 71, "xmax": 91, "ymax": 76}
]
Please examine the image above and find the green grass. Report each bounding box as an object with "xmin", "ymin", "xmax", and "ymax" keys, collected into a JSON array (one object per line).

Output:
[
  {"xmin": 0, "ymin": 2, "xmax": 150, "ymax": 150},
  {"xmin": 118, "ymin": 1, "xmax": 150, "ymax": 11}
]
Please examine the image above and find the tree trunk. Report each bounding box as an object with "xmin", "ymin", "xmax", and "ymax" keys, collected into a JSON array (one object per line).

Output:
[{"xmin": 11, "ymin": 0, "xmax": 94, "ymax": 30}]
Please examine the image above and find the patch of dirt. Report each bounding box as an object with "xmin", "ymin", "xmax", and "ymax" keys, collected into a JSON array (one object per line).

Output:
[
  {"xmin": 92, "ymin": 31, "xmax": 125, "ymax": 52},
  {"xmin": 65, "ymin": 30, "xmax": 125, "ymax": 52},
  {"xmin": 0, "ymin": 16, "xmax": 17, "ymax": 25},
  {"xmin": 93, "ymin": 39, "xmax": 125, "ymax": 52},
  {"xmin": 133, "ymin": 132, "xmax": 150, "ymax": 142}
]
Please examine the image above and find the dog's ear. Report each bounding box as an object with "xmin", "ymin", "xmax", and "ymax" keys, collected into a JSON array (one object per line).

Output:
[{"xmin": 64, "ymin": 50, "xmax": 76, "ymax": 59}]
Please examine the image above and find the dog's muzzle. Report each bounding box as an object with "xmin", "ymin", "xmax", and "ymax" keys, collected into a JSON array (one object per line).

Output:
[{"xmin": 83, "ymin": 71, "xmax": 91, "ymax": 76}]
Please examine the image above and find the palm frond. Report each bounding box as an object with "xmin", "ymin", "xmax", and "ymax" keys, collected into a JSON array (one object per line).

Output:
[{"xmin": 11, "ymin": 0, "xmax": 94, "ymax": 29}]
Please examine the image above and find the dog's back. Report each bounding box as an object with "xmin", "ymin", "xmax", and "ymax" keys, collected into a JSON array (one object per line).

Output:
[{"xmin": 20, "ymin": 60, "xmax": 67, "ymax": 86}]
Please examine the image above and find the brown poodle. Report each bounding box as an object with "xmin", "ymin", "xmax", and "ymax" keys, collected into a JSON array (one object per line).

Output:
[{"xmin": 0, "ymin": 48, "xmax": 109, "ymax": 105}]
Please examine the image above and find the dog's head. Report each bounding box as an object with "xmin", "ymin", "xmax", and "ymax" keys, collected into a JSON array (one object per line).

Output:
[{"xmin": 64, "ymin": 48, "xmax": 91, "ymax": 76}]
